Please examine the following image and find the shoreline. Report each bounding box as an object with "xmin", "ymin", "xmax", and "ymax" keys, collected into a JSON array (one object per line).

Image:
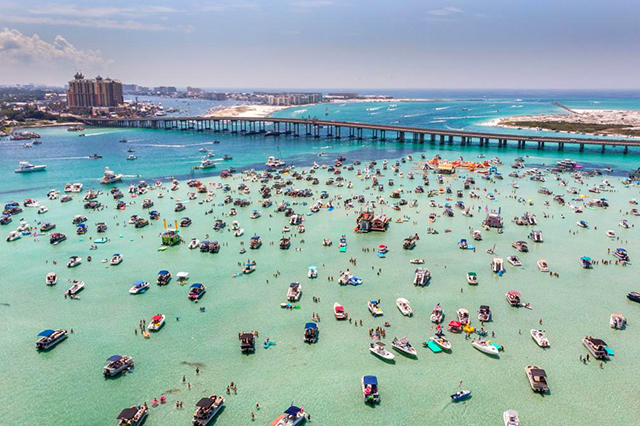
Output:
[{"xmin": 486, "ymin": 109, "xmax": 640, "ymax": 139}]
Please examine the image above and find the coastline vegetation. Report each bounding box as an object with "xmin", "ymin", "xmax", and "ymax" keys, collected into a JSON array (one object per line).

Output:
[{"xmin": 502, "ymin": 120, "xmax": 640, "ymax": 137}]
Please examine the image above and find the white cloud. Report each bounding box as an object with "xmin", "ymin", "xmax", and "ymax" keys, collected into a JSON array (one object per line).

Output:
[
  {"xmin": 0, "ymin": 15, "xmax": 169, "ymax": 31},
  {"xmin": 201, "ymin": 1, "xmax": 260, "ymax": 12},
  {"xmin": 0, "ymin": 28, "xmax": 107, "ymax": 66},
  {"xmin": 27, "ymin": 5, "xmax": 178, "ymax": 19},
  {"xmin": 289, "ymin": 0, "xmax": 334, "ymax": 11},
  {"xmin": 426, "ymin": 7, "xmax": 464, "ymax": 16}
]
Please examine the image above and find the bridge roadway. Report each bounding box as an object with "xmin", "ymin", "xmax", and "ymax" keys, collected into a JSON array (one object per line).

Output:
[{"xmin": 83, "ymin": 116, "xmax": 640, "ymax": 153}]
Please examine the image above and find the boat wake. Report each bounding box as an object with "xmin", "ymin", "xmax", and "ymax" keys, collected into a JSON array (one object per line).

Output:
[
  {"xmin": 434, "ymin": 106, "xmax": 451, "ymax": 111},
  {"xmin": 366, "ymin": 106, "xmax": 384, "ymax": 111},
  {"xmin": 402, "ymin": 113, "xmax": 428, "ymax": 118}
]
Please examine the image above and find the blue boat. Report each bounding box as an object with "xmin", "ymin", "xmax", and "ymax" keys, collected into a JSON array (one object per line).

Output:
[
  {"xmin": 362, "ymin": 375, "xmax": 380, "ymax": 403},
  {"xmin": 188, "ymin": 283, "xmax": 206, "ymax": 300},
  {"xmin": 303, "ymin": 322, "xmax": 318, "ymax": 343},
  {"xmin": 157, "ymin": 270, "xmax": 171, "ymax": 285},
  {"xmin": 451, "ymin": 389, "xmax": 472, "ymax": 402}
]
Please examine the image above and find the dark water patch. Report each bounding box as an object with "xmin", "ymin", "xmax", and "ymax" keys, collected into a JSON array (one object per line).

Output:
[{"xmin": 180, "ymin": 361, "xmax": 206, "ymax": 368}]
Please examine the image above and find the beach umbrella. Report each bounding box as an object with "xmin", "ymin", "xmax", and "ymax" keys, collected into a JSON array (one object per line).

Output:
[{"xmin": 151, "ymin": 315, "xmax": 163, "ymax": 321}]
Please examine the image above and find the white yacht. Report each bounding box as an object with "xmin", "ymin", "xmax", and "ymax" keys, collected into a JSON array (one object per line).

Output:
[
  {"xmin": 471, "ymin": 339, "xmax": 500, "ymax": 356},
  {"xmin": 46, "ymin": 272, "xmax": 57, "ymax": 286},
  {"xmin": 396, "ymin": 298, "xmax": 413, "ymax": 316},
  {"xmin": 99, "ymin": 167, "xmax": 123, "ymax": 184},
  {"xmin": 367, "ymin": 300, "xmax": 383, "ymax": 317},
  {"xmin": 129, "ymin": 281, "xmax": 149, "ymax": 294},
  {"xmin": 530, "ymin": 329, "xmax": 550, "ymax": 348},
  {"xmin": 503, "ymin": 410, "xmax": 521, "ymax": 426},
  {"xmin": 391, "ymin": 337, "xmax": 417, "ymax": 357},
  {"xmin": 117, "ymin": 405, "xmax": 147, "ymax": 426},
  {"xmin": 67, "ymin": 280, "xmax": 84, "ymax": 295},
  {"xmin": 491, "ymin": 257, "xmax": 504, "ymax": 273},
  {"xmin": 265, "ymin": 156, "xmax": 286, "ymax": 168},
  {"xmin": 430, "ymin": 304, "xmax": 444, "ymax": 323},
  {"xmin": 369, "ymin": 341, "xmax": 395, "ymax": 360},
  {"xmin": 456, "ymin": 308, "xmax": 470, "ymax": 324},
  {"xmin": 110, "ymin": 253, "xmax": 123, "ymax": 266},
  {"xmin": 14, "ymin": 161, "xmax": 46, "ymax": 173},
  {"xmin": 537, "ymin": 259, "xmax": 549, "ymax": 272},
  {"xmin": 525, "ymin": 365, "xmax": 549, "ymax": 393},
  {"xmin": 429, "ymin": 336, "xmax": 452, "ymax": 350},
  {"xmin": 197, "ymin": 159, "xmax": 217, "ymax": 169}
]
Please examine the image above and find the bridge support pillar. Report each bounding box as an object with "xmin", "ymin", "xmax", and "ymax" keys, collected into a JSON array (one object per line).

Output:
[
  {"xmin": 398, "ymin": 131, "xmax": 405, "ymax": 142},
  {"xmin": 372, "ymin": 129, "xmax": 378, "ymax": 140},
  {"xmin": 349, "ymin": 127, "xmax": 355, "ymax": 139},
  {"xmin": 430, "ymin": 134, "xmax": 435, "ymax": 143},
  {"xmin": 419, "ymin": 133, "xmax": 424, "ymax": 143},
  {"xmin": 335, "ymin": 126, "xmax": 341, "ymax": 139},
  {"xmin": 580, "ymin": 143, "xmax": 584, "ymax": 152},
  {"xmin": 601, "ymin": 145, "xmax": 605, "ymax": 153},
  {"xmin": 357, "ymin": 128, "xmax": 363, "ymax": 140},
  {"xmin": 624, "ymin": 145, "xmax": 629, "ymax": 154},
  {"xmin": 558, "ymin": 143, "xmax": 564, "ymax": 150},
  {"xmin": 380, "ymin": 130, "xmax": 386, "ymax": 141},
  {"xmin": 439, "ymin": 134, "xmax": 445, "ymax": 145},
  {"xmin": 448, "ymin": 135, "xmax": 453, "ymax": 144}
]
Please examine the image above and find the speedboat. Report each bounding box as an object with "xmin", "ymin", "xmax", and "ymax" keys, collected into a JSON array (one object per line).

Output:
[
  {"xmin": 610, "ymin": 313, "xmax": 627, "ymax": 330},
  {"xmin": 579, "ymin": 256, "xmax": 593, "ymax": 269},
  {"xmin": 14, "ymin": 161, "xmax": 46, "ymax": 173},
  {"xmin": 67, "ymin": 280, "xmax": 84, "ymax": 295},
  {"xmin": 430, "ymin": 304, "xmax": 444, "ymax": 323},
  {"xmin": 367, "ymin": 300, "xmax": 383, "ymax": 317},
  {"xmin": 103, "ymin": 355, "xmax": 134, "ymax": 377},
  {"xmin": 429, "ymin": 336, "xmax": 452, "ymax": 350},
  {"xmin": 450, "ymin": 390, "xmax": 471, "ymax": 402},
  {"xmin": 577, "ymin": 220, "xmax": 588, "ymax": 228},
  {"xmin": 477, "ymin": 305, "xmax": 492, "ymax": 322},
  {"xmin": 157, "ymin": 270, "xmax": 172, "ymax": 285},
  {"xmin": 38, "ymin": 206, "xmax": 48, "ymax": 214},
  {"xmin": 466, "ymin": 272, "xmax": 478, "ymax": 285},
  {"xmin": 396, "ymin": 298, "xmax": 413, "ymax": 316},
  {"xmin": 362, "ymin": 376, "xmax": 380, "ymax": 404},
  {"xmin": 512, "ymin": 240, "xmax": 528, "ymax": 252},
  {"xmin": 525, "ymin": 365, "xmax": 549, "ymax": 393},
  {"xmin": 117, "ymin": 405, "xmax": 147, "ymax": 426},
  {"xmin": 507, "ymin": 256, "xmax": 522, "ymax": 266},
  {"xmin": 66, "ymin": 256, "xmax": 82, "ymax": 268},
  {"xmin": 391, "ymin": 337, "xmax": 417, "ymax": 357},
  {"xmin": 456, "ymin": 308, "xmax": 470, "ymax": 325},
  {"xmin": 287, "ymin": 282, "xmax": 302, "ymax": 301},
  {"xmin": 192, "ymin": 395, "xmax": 224, "ymax": 426},
  {"xmin": 110, "ymin": 253, "xmax": 123, "ymax": 265},
  {"xmin": 197, "ymin": 159, "xmax": 217, "ymax": 169},
  {"xmin": 303, "ymin": 322, "xmax": 318, "ymax": 343},
  {"xmin": 613, "ymin": 248, "xmax": 630, "ymax": 262},
  {"xmin": 627, "ymin": 291, "xmax": 640, "ymax": 303},
  {"xmin": 46, "ymin": 272, "xmax": 57, "ymax": 286},
  {"xmin": 537, "ymin": 259, "xmax": 549, "ymax": 272},
  {"xmin": 606, "ymin": 230, "xmax": 616, "ymax": 238},
  {"xmin": 233, "ymin": 228, "xmax": 244, "ymax": 237},
  {"xmin": 471, "ymin": 339, "xmax": 500, "ymax": 356},
  {"xmin": 369, "ymin": 341, "xmax": 395, "ymax": 360},
  {"xmin": 333, "ymin": 302, "xmax": 348, "ymax": 320},
  {"xmin": 307, "ymin": 266, "xmax": 318, "ymax": 279},
  {"xmin": 36, "ymin": 329, "xmax": 68, "ymax": 350},
  {"xmin": 188, "ymin": 283, "xmax": 206, "ymax": 300},
  {"xmin": 582, "ymin": 336, "xmax": 610, "ymax": 360},
  {"xmin": 6, "ymin": 230, "xmax": 21, "ymax": 242},
  {"xmin": 148, "ymin": 314, "xmax": 165, "ymax": 331},
  {"xmin": 129, "ymin": 280, "xmax": 149, "ymax": 294},
  {"xmin": 505, "ymin": 291, "xmax": 521, "ymax": 307},
  {"xmin": 188, "ymin": 238, "xmax": 200, "ymax": 249},
  {"xmin": 531, "ymin": 329, "xmax": 550, "ymax": 347},
  {"xmin": 620, "ymin": 219, "xmax": 630, "ymax": 228},
  {"xmin": 249, "ymin": 235, "xmax": 262, "ymax": 249},
  {"xmin": 503, "ymin": 410, "xmax": 521, "ymax": 426}
]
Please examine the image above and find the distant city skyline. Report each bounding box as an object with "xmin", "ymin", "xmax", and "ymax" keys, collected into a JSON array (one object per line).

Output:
[{"xmin": 1, "ymin": 0, "xmax": 640, "ymax": 89}]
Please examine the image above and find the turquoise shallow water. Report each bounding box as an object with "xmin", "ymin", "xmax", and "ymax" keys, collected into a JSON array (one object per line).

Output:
[{"xmin": 2, "ymin": 93, "xmax": 640, "ymax": 426}]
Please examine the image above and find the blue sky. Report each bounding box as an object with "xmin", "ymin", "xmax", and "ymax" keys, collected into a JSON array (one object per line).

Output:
[{"xmin": 1, "ymin": 0, "xmax": 639, "ymax": 89}]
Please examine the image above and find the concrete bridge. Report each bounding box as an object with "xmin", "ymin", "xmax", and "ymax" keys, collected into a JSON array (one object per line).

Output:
[{"xmin": 83, "ymin": 116, "xmax": 640, "ymax": 154}]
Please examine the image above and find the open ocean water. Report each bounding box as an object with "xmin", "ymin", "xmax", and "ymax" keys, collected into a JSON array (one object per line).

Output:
[{"xmin": 1, "ymin": 90, "xmax": 640, "ymax": 426}]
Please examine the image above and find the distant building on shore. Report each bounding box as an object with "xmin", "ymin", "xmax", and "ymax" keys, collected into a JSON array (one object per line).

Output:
[
  {"xmin": 326, "ymin": 92, "xmax": 359, "ymax": 99},
  {"xmin": 67, "ymin": 72, "xmax": 123, "ymax": 111},
  {"xmin": 154, "ymin": 86, "xmax": 177, "ymax": 94},
  {"xmin": 265, "ymin": 92, "xmax": 323, "ymax": 106}
]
